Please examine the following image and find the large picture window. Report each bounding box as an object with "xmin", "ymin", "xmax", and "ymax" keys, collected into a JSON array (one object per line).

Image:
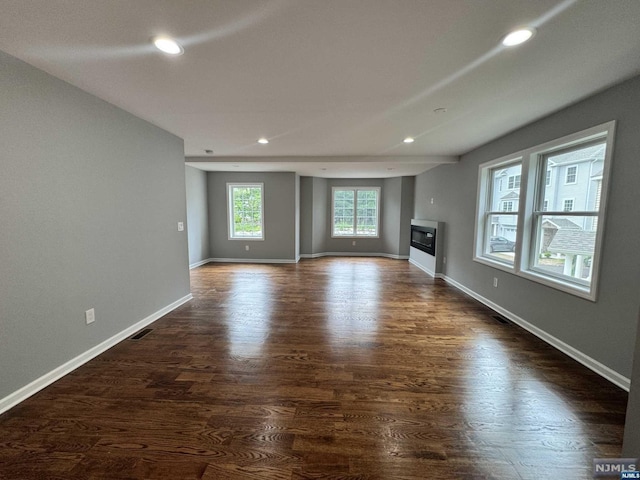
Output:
[
  {"xmin": 474, "ymin": 122, "xmax": 615, "ymax": 300},
  {"xmin": 332, "ymin": 187, "xmax": 380, "ymax": 237},
  {"xmin": 227, "ymin": 183, "xmax": 264, "ymax": 240}
]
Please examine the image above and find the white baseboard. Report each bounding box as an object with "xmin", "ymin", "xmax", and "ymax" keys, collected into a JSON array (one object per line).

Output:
[
  {"xmin": 0, "ymin": 293, "xmax": 193, "ymax": 415},
  {"xmin": 442, "ymin": 274, "xmax": 630, "ymax": 391},
  {"xmin": 208, "ymin": 257, "xmax": 298, "ymax": 264},
  {"xmin": 408, "ymin": 258, "xmax": 445, "ymax": 278},
  {"xmin": 300, "ymin": 252, "xmax": 409, "ymax": 260},
  {"xmin": 189, "ymin": 258, "xmax": 211, "ymax": 269}
]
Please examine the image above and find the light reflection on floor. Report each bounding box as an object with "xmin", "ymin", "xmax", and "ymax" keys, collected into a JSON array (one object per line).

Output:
[
  {"xmin": 324, "ymin": 261, "xmax": 381, "ymax": 348},
  {"xmin": 462, "ymin": 335, "xmax": 589, "ymax": 477},
  {"xmin": 223, "ymin": 269, "xmax": 273, "ymax": 358}
]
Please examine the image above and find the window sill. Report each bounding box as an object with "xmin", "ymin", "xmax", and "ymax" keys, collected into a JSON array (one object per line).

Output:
[
  {"xmin": 228, "ymin": 237, "xmax": 265, "ymax": 241},
  {"xmin": 473, "ymin": 255, "xmax": 596, "ymax": 301}
]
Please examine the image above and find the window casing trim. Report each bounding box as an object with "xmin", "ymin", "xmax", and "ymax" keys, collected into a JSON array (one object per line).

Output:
[
  {"xmin": 331, "ymin": 186, "xmax": 381, "ymax": 238},
  {"xmin": 227, "ymin": 182, "xmax": 265, "ymax": 241},
  {"xmin": 473, "ymin": 121, "xmax": 616, "ymax": 301}
]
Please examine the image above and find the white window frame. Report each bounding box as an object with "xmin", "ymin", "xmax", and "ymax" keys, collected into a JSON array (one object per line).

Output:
[
  {"xmin": 474, "ymin": 121, "xmax": 615, "ymax": 301},
  {"xmin": 475, "ymin": 158, "xmax": 522, "ymax": 268},
  {"xmin": 565, "ymin": 165, "xmax": 578, "ymax": 184},
  {"xmin": 562, "ymin": 198, "xmax": 575, "ymax": 212},
  {"xmin": 227, "ymin": 183, "xmax": 265, "ymax": 240},
  {"xmin": 501, "ymin": 201, "xmax": 514, "ymax": 212},
  {"xmin": 331, "ymin": 186, "xmax": 381, "ymax": 238},
  {"xmin": 507, "ymin": 174, "xmax": 521, "ymax": 189}
]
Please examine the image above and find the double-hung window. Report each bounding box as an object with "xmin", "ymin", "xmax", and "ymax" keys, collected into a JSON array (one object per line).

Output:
[
  {"xmin": 474, "ymin": 121, "xmax": 615, "ymax": 300},
  {"xmin": 332, "ymin": 187, "xmax": 380, "ymax": 237},
  {"xmin": 227, "ymin": 183, "xmax": 264, "ymax": 240},
  {"xmin": 478, "ymin": 161, "xmax": 522, "ymax": 266}
]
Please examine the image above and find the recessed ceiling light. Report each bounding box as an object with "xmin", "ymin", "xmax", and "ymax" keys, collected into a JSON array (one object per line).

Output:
[
  {"xmin": 257, "ymin": 138, "xmax": 269, "ymax": 144},
  {"xmin": 403, "ymin": 137, "xmax": 415, "ymax": 144},
  {"xmin": 501, "ymin": 27, "xmax": 536, "ymax": 47},
  {"xmin": 152, "ymin": 36, "xmax": 184, "ymax": 55}
]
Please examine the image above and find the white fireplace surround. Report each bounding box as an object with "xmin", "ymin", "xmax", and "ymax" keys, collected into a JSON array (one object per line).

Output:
[{"xmin": 409, "ymin": 219, "xmax": 444, "ymax": 278}]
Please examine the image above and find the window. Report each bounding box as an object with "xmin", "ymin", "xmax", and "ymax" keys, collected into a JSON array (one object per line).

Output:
[
  {"xmin": 507, "ymin": 174, "xmax": 521, "ymax": 189},
  {"xmin": 478, "ymin": 161, "xmax": 521, "ymax": 266},
  {"xmin": 562, "ymin": 199, "xmax": 574, "ymax": 212},
  {"xmin": 227, "ymin": 183, "xmax": 264, "ymax": 240},
  {"xmin": 502, "ymin": 201, "xmax": 514, "ymax": 212},
  {"xmin": 565, "ymin": 165, "xmax": 578, "ymax": 184},
  {"xmin": 474, "ymin": 121, "xmax": 615, "ymax": 300},
  {"xmin": 332, "ymin": 187, "xmax": 380, "ymax": 237}
]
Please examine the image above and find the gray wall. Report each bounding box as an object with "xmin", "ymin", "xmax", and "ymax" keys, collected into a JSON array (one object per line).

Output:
[
  {"xmin": 324, "ymin": 178, "xmax": 386, "ymax": 254},
  {"xmin": 0, "ymin": 51, "xmax": 191, "ymax": 400},
  {"xmin": 623, "ymin": 308, "xmax": 640, "ymax": 456},
  {"xmin": 311, "ymin": 177, "xmax": 328, "ymax": 254},
  {"xmin": 300, "ymin": 176, "xmax": 314, "ymax": 254},
  {"xmin": 399, "ymin": 176, "xmax": 415, "ymax": 257},
  {"xmin": 382, "ymin": 177, "xmax": 402, "ymax": 255},
  {"xmin": 299, "ymin": 176, "xmax": 414, "ymax": 257},
  {"xmin": 295, "ymin": 175, "xmax": 300, "ymax": 260},
  {"xmin": 185, "ymin": 166, "xmax": 209, "ymax": 266},
  {"xmin": 414, "ymin": 74, "xmax": 640, "ymax": 378},
  {"xmin": 207, "ymin": 172, "xmax": 298, "ymax": 261}
]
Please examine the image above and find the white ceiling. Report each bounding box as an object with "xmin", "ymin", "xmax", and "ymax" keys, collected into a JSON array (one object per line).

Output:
[{"xmin": 2, "ymin": 1, "xmax": 640, "ymax": 177}]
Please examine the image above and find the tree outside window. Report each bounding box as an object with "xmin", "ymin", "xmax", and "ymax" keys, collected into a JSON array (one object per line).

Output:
[{"xmin": 227, "ymin": 183, "xmax": 264, "ymax": 239}]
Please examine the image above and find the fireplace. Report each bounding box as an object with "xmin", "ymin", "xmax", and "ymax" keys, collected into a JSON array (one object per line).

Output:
[{"xmin": 411, "ymin": 224, "xmax": 436, "ymax": 256}]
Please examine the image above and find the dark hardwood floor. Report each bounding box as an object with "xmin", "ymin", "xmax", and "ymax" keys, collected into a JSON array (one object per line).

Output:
[{"xmin": 0, "ymin": 258, "xmax": 628, "ymax": 479}]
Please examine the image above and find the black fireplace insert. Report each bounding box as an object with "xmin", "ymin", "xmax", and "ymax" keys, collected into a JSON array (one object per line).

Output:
[{"xmin": 411, "ymin": 225, "xmax": 436, "ymax": 256}]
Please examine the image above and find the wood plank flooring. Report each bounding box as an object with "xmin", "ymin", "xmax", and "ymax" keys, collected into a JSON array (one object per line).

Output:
[{"xmin": 0, "ymin": 258, "xmax": 628, "ymax": 479}]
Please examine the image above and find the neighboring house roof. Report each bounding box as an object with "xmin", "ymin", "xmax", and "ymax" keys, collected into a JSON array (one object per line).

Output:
[
  {"xmin": 548, "ymin": 143, "xmax": 605, "ymax": 166},
  {"xmin": 548, "ymin": 229, "xmax": 596, "ymax": 255},
  {"xmin": 501, "ymin": 191, "xmax": 520, "ymax": 200},
  {"xmin": 542, "ymin": 217, "xmax": 581, "ymax": 230}
]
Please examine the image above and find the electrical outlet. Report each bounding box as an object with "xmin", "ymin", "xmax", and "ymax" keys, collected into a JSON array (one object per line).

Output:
[
  {"xmin": 85, "ymin": 308, "xmax": 95, "ymax": 325},
  {"xmin": 443, "ymin": 256, "xmax": 447, "ymax": 264},
  {"xmin": 493, "ymin": 277, "xmax": 498, "ymax": 288},
  {"xmin": 352, "ymin": 240, "xmax": 356, "ymax": 246},
  {"xmin": 177, "ymin": 222, "xmax": 184, "ymax": 232},
  {"xmin": 245, "ymin": 245, "xmax": 250, "ymax": 251},
  {"xmin": 430, "ymin": 197, "xmax": 434, "ymax": 204}
]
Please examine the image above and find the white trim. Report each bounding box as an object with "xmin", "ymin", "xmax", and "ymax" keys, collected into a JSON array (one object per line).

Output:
[
  {"xmin": 227, "ymin": 182, "xmax": 265, "ymax": 241},
  {"xmin": 565, "ymin": 164, "xmax": 578, "ymax": 185},
  {"xmin": 331, "ymin": 186, "xmax": 381, "ymax": 238},
  {"xmin": 562, "ymin": 197, "xmax": 575, "ymax": 212},
  {"xmin": 441, "ymin": 274, "xmax": 630, "ymax": 391},
  {"xmin": 474, "ymin": 121, "xmax": 616, "ymax": 302},
  {"xmin": 0, "ymin": 293, "xmax": 193, "ymax": 415},
  {"xmin": 208, "ymin": 257, "xmax": 298, "ymax": 264},
  {"xmin": 299, "ymin": 252, "xmax": 408, "ymax": 260},
  {"xmin": 408, "ymin": 258, "xmax": 445, "ymax": 279},
  {"xmin": 189, "ymin": 258, "xmax": 211, "ymax": 269}
]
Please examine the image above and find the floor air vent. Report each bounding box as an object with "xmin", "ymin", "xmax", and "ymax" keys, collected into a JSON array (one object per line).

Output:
[
  {"xmin": 130, "ymin": 328, "xmax": 153, "ymax": 340},
  {"xmin": 492, "ymin": 315, "xmax": 510, "ymax": 325}
]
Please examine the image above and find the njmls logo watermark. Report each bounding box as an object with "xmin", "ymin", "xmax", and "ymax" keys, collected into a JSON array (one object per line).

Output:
[
  {"xmin": 620, "ymin": 472, "xmax": 640, "ymax": 479},
  {"xmin": 593, "ymin": 458, "xmax": 639, "ymax": 477}
]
